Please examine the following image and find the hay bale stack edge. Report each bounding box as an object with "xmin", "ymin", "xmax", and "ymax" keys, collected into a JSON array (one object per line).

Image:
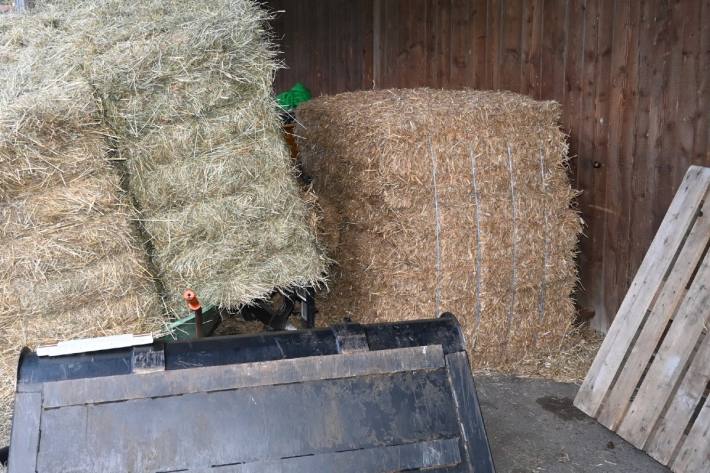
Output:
[
  {"xmin": 60, "ymin": 0, "xmax": 329, "ymax": 313},
  {"xmin": 0, "ymin": 11, "xmax": 163, "ymax": 444},
  {"xmin": 298, "ymin": 89, "xmax": 581, "ymax": 369},
  {"xmin": 0, "ymin": 0, "xmax": 328, "ymax": 443}
]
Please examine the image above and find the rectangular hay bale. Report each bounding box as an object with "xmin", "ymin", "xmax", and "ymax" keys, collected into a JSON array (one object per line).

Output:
[
  {"xmin": 0, "ymin": 10, "xmax": 164, "ymax": 445},
  {"xmin": 57, "ymin": 0, "xmax": 329, "ymax": 314},
  {"xmin": 298, "ymin": 89, "xmax": 581, "ymax": 369}
]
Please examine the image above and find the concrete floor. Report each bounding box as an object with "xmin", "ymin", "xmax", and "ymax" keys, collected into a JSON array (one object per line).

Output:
[{"xmin": 476, "ymin": 376, "xmax": 670, "ymax": 473}]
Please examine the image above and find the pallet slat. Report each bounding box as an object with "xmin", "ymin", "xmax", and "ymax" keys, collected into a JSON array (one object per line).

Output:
[
  {"xmin": 575, "ymin": 166, "xmax": 710, "ymax": 417},
  {"xmin": 617, "ymin": 252, "xmax": 710, "ymax": 447},
  {"xmin": 596, "ymin": 195, "xmax": 710, "ymax": 430},
  {"xmin": 647, "ymin": 337, "xmax": 710, "ymax": 465},
  {"xmin": 574, "ymin": 165, "xmax": 710, "ymax": 472},
  {"xmin": 672, "ymin": 395, "xmax": 710, "ymax": 473}
]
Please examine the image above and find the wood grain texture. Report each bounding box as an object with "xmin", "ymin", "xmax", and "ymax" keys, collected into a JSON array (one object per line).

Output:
[
  {"xmin": 671, "ymin": 394, "xmax": 710, "ymax": 473},
  {"xmin": 266, "ymin": 0, "xmax": 710, "ymax": 331},
  {"xmin": 616, "ymin": 251, "xmax": 710, "ymax": 448},
  {"xmin": 646, "ymin": 335, "xmax": 710, "ymax": 466},
  {"xmin": 574, "ymin": 166, "xmax": 710, "ymax": 416},
  {"xmin": 574, "ymin": 166, "xmax": 710, "ymax": 471},
  {"xmin": 596, "ymin": 195, "xmax": 710, "ymax": 430}
]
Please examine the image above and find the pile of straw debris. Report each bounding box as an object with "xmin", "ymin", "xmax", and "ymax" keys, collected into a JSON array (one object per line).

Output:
[
  {"xmin": 0, "ymin": 11, "xmax": 163, "ymax": 444},
  {"xmin": 58, "ymin": 0, "xmax": 328, "ymax": 314},
  {"xmin": 298, "ymin": 89, "xmax": 581, "ymax": 369}
]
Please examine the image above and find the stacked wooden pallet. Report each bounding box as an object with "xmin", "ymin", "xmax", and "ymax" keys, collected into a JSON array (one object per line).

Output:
[{"xmin": 575, "ymin": 166, "xmax": 710, "ymax": 473}]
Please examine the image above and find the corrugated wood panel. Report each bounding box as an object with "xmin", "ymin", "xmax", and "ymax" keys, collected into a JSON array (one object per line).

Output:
[{"xmin": 265, "ymin": 0, "xmax": 710, "ymax": 331}]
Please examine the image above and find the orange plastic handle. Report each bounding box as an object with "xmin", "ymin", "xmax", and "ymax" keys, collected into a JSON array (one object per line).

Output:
[{"xmin": 182, "ymin": 289, "xmax": 202, "ymax": 312}]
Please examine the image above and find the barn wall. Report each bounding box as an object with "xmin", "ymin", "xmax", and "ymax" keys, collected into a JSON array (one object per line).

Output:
[{"xmin": 267, "ymin": 0, "xmax": 710, "ymax": 331}]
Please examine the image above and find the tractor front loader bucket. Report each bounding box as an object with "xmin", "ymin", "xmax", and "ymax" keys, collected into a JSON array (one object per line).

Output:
[{"xmin": 7, "ymin": 315, "xmax": 495, "ymax": 472}]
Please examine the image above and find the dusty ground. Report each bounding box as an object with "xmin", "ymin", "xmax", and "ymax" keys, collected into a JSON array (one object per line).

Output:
[{"xmin": 477, "ymin": 375, "xmax": 669, "ymax": 473}]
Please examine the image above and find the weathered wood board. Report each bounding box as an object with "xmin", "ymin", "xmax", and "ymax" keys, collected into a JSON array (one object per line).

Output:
[{"xmin": 575, "ymin": 165, "xmax": 710, "ymax": 473}]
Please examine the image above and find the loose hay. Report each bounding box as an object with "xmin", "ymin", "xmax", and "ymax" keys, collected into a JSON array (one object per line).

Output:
[
  {"xmin": 298, "ymin": 89, "xmax": 581, "ymax": 370},
  {"xmin": 56, "ymin": 0, "xmax": 329, "ymax": 314},
  {"xmin": 1, "ymin": 0, "xmax": 329, "ymax": 442},
  {"xmin": 0, "ymin": 11, "xmax": 163, "ymax": 444}
]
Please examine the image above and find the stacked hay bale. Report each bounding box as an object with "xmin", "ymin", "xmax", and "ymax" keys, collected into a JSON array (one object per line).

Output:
[
  {"xmin": 298, "ymin": 89, "xmax": 580, "ymax": 369},
  {"xmin": 0, "ymin": 12, "xmax": 163, "ymax": 444},
  {"xmin": 60, "ymin": 0, "xmax": 328, "ymax": 314}
]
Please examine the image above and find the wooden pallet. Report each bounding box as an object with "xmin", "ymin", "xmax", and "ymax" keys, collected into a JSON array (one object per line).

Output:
[{"xmin": 575, "ymin": 165, "xmax": 710, "ymax": 473}]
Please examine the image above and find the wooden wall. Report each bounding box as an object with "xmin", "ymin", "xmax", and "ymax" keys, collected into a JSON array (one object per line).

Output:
[{"xmin": 267, "ymin": 0, "xmax": 710, "ymax": 331}]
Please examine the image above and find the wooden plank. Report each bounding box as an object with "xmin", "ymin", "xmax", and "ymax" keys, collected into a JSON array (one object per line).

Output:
[
  {"xmin": 428, "ymin": 0, "xmax": 453, "ymax": 88},
  {"xmin": 587, "ymin": 0, "xmax": 614, "ymax": 330},
  {"xmin": 650, "ymin": 1, "xmax": 678, "ymax": 233},
  {"xmin": 373, "ymin": 0, "xmax": 384, "ymax": 88},
  {"xmin": 313, "ymin": 0, "xmax": 327, "ymax": 92},
  {"xmin": 409, "ymin": 0, "xmax": 430, "ymax": 88},
  {"xmin": 43, "ymin": 345, "xmax": 445, "ymax": 408},
  {"xmin": 674, "ymin": 0, "xmax": 702, "ymax": 179},
  {"xmin": 386, "ymin": 0, "xmax": 429, "ymax": 88},
  {"xmin": 377, "ymin": 0, "xmax": 397, "ymax": 88},
  {"xmin": 575, "ymin": 0, "xmax": 600, "ymax": 318},
  {"xmin": 671, "ymin": 394, "xmax": 710, "ymax": 473},
  {"xmin": 561, "ymin": 0, "xmax": 585, "ymax": 133},
  {"xmin": 499, "ymin": 0, "xmax": 523, "ymax": 92},
  {"xmin": 359, "ymin": 0, "xmax": 374, "ymax": 89},
  {"xmin": 472, "ymin": 0, "xmax": 489, "ymax": 88},
  {"xmin": 227, "ymin": 438, "xmax": 462, "ymax": 472},
  {"xmin": 597, "ymin": 194, "xmax": 710, "ymax": 430},
  {"xmin": 449, "ymin": 0, "xmax": 477, "ymax": 88},
  {"xmin": 329, "ymin": 0, "xmax": 343, "ymax": 94},
  {"xmin": 485, "ymin": 0, "xmax": 502, "ymax": 89},
  {"xmin": 647, "ymin": 336, "xmax": 710, "ymax": 465},
  {"xmin": 603, "ymin": 0, "xmax": 642, "ymax": 322},
  {"xmin": 519, "ymin": 0, "xmax": 543, "ymax": 97},
  {"xmin": 575, "ymin": 166, "xmax": 710, "ymax": 417},
  {"xmin": 693, "ymin": 0, "xmax": 710, "ymax": 167},
  {"xmin": 539, "ymin": 0, "xmax": 568, "ymax": 101},
  {"xmin": 617, "ymin": 250, "xmax": 710, "ymax": 448},
  {"xmin": 561, "ymin": 0, "xmax": 585, "ymax": 184},
  {"xmin": 7, "ymin": 391, "xmax": 41, "ymax": 473},
  {"xmin": 36, "ymin": 333, "xmax": 152, "ymax": 357},
  {"xmin": 628, "ymin": 0, "xmax": 663, "ymax": 291}
]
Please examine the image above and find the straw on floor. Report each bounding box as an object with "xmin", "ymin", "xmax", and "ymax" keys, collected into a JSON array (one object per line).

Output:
[{"xmin": 298, "ymin": 88, "xmax": 581, "ymax": 370}]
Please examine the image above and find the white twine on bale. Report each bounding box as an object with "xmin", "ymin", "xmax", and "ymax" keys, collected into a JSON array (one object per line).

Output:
[
  {"xmin": 428, "ymin": 137, "xmax": 442, "ymax": 318},
  {"xmin": 504, "ymin": 143, "xmax": 519, "ymax": 354},
  {"xmin": 469, "ymin": 145, "xmax": 484, "ymax": 350},
  {"xmin": 535, "ymin": 149, "xmax": 550, "ymax": 347}
]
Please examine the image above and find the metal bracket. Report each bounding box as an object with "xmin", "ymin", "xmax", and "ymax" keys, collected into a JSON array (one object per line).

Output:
[
  {"xmin": 132, "ymin": 346, "xmax": 165, "ymax": 374},
  {"xmin": 332, "ymin": 324, "xmax": 369, "ymax": 353}
]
